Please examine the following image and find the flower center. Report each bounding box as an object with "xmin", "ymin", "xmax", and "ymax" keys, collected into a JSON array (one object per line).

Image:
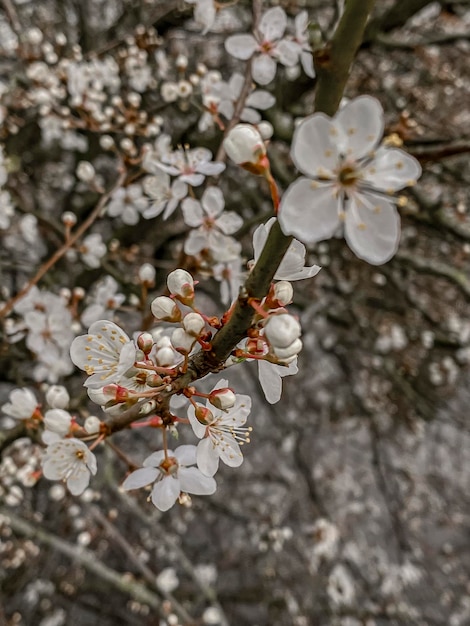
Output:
[{"xmin": 338, "ymin": 165, "xmax": 359, "ymax": 187}]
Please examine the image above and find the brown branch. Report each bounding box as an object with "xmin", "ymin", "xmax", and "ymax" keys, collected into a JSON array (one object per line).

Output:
[{"xmin": 0, "ymin": 169, "xmax": 127, "ymax": 320}]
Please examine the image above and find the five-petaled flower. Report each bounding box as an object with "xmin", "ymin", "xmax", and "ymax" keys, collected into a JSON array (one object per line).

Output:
[
  {"xmin": 278, "ymin": 96, "xmax": 422, "ymax": 265},
  {"xmin": 42, "ymin": 438, "xmax": 97, "ymax": 495},
  {"xmin": 122, "ymin": 445, "xmax": 216, "ymax": 511},
  {"xmin": 188, "ymin": 380, "xmax": 252, "ymax": 477}
]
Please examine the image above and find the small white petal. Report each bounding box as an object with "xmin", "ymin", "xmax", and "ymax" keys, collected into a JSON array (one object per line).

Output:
[
  {"xmin": 201, "ymin": 186, "xmax": 224, "ymax": 218},
  {"xmin": 362, "ymin": 147, "xmax": 422, "ymax": 191},
  {"xmin": 197, "ymin": 437, "xmax": 220, "ymax": 477},
  {"xmin": 252, "ymin": 54, "xmax": 277, "ymax": 86},
  {"xmin": 122, "ymin": 467, "xmax": 159, "ymax": 490},
  {"xmin": 182, "ymin": 197, "xmax": 204, "ymax": 227},
  {"xmin": 259, "ymin": 7, "xmax": 286, "ymax": 41},
  {"xmin": 225, "ymin": 34, "xmax": 257, "ymax": 60},
  {"xmin": 152, "ymin": 476, "xmax": 180, "ymax": 511},
  {"xmin": 344, "ymin": 193, "xmax": 400, "ymax": 265},
  {"xmin": 179, "ymin": 466, "xmax": 217, "ymax": 494},
  {"xmin": 174, "ymin": 444, "xmax": 197, "ymax": 466}
]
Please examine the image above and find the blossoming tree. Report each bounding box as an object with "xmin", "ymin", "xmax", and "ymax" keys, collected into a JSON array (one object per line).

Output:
[{"xmin": 0, "ymin": 0, "xmax": 468, "ymax": 624}]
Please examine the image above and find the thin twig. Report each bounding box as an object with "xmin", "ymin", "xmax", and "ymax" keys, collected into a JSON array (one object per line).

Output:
[
  {"xmin": 1, "ymin": 508, "xmax": 164, "ymax": 612},
  {"xmin": 0, "ymin": 169, "xmax": 126, "ymax": 319}
]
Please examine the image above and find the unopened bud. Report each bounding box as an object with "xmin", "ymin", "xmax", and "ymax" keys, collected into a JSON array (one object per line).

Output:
[
  {"xmin": 171, "ymin": 328, "xmax": 195, "ymax": 354},
  {"xmin": 155, "ymin": 346, "xmax": 176, "ymax": 367},
  {"xmin": 43, "ymin": 409, "xmax": 72, "ymax": 435},
  {"xmin": 151, "ymin": 296, "xmax": 181, "ymax": 322},
  {"xmin": 273, "ymin": 338, "xmax": 303, "ymax": 361},
  {"xmin": 264, "ymin": 313, "xmax": 301, "ymax": 349},
  {"xmin": 209, "ymin": 388, "xmax": 236, "ymax": 411},
  {"xmin": 76, "ymin": 160, "xmax": 95, "ymax": 183},
  {"xmin": 194, "ymin": 404, "xmax": 214, "ymax": 425},
  {"xmin": 137, "ymin": 332, "xmax": 154, "ymax": 354},
  {"xmin": 62, "ymin": 211, "xmax": 77, "ymax": 227},
  {"xmin": 167, "ymin": 269, "xmax": 194, "ymax": 305},
  {"xmin": 272, "ymin": 281, "xmax": 293, "ymax": 307},
  {"xmin": 45, "ymin": 385, "xmax": 70, "ymax": 409},
  {"xmin": 84, "ymin": 415, "xmax": 101, "ymax": 434},
  {"xmin": 182, "ymin": 312, "xmax": 205, "ymax": 337},
  {"xmin": 138, "ymin": 263, "xmax": 156, "ymax": 285},
  {"xmin": 223, "ymin": 124, "xmax": 267, "ymax": 173}
]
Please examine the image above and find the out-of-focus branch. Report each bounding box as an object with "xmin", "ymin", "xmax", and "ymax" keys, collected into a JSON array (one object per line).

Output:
[
  {"xmin": 363, "ymin": 0, "xmax": 433, "ymax": 43},
  {"xmin": 0, "ymin": 169, "xmax": 126, "ymax": 320},
  {"xmin": 314, "ymin": 0, "xmax": 376, "ymax": 116},
  {"xmin": 1, "ymin": 508, "xmax": 164, "ymax": 613}
]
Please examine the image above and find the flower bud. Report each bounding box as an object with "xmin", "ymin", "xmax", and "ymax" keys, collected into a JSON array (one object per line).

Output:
[
  {"xmin": 209, "ymin": 388, "xmax": 236, "ymax": 411},
  {"xmin": 264, "ymin": 313, "xmax": 301, "ymax": 349},
  {"xmin": 138, "ymin": 263, "xmax": 156, "ymax": 285},
  {"xmin": 44, "ymin": 409, "xmax": 72, "ymax": 435},
  {"xmin": 273, "ymin": 338, "xmax": 303, "ymax": 360},
  {"xmin": 258, "ymin": 121, "xmax": 274, "ymax": 140},
  {"xmin": 272, "ymin": 281, "xmax": 293, "ymax": 306},
  {"xmin": 156, "ymin": 346, "xmax": 176, "ymax": 367},
  {"xmin": 151, "ymin": 296, "xmax": 182, "ymax": 322},
  {"xmin": 167, "ymin": 269, "xmax": 195, "ymax": 305},
  {"xmin": 76, "ymin": 160, "xmax": 95, "ymax": 183},
  {"xmin": 182, "ymin": 312, "xmax": 205, "ymax": 337},
  {"xmin": 45, "ymin": 385, "xmax": 70, "ymax": 409},
  {"xmin": 84, "ymin": 415, "xmax": 101, "ymax": 434},
  {"xmin": 137, "ymin": 332, "xmax": 154, "ymax": 354},
  {"xmin": 194, "ymin": 404, "xmax": 214, "ymax": 425},
  {"xmin": 223, "ymin": 124, "xmax": 267, "ymax": 175},
  {"xmin": 171, "ymin": 328, "xmax": 195, "ymax": 354}
]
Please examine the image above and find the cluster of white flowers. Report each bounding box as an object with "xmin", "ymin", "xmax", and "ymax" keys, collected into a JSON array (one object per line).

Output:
[
  {"xmin": 225, "ymin": 7, "xmax": 315, "ymax": 85},
  {"xmin": 0, "ymin": 1, "xmax": 424, "ymax": 520}
]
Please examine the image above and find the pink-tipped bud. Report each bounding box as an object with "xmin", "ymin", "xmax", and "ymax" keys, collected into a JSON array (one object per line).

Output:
[
  {"xmin": 194, "ymin": 404, "xmax": 214, "ymax": 425},
  {"xmin": 151, "ymin": 295, "xmax": 182, "ymax": 322},
  {"xmin": 209, "ymin": 388, "xmax": 236, "ymax": 411},
  {"xmin": 182, "ymin": 312, "xmax": 205, "ymax": 337},
  {"xmin": 167, "ymin": 269, "xmax": 195, "ymax": 305},
  {"xmin": 137, "ymin": 332, "xmax": 154, "ymax": 354}
]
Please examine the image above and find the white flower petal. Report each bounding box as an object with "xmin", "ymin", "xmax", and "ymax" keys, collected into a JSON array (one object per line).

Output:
[
  {"xmin": 202, "ymin": 186, "xmax": 224, "ymax": 218},
  {"xmin": 152, "ymin": 476, "xmax": 180, "ymax": 511},
  {"xmin": 300, "ymin": 50, "xmax": 315, "ymax": 78},
  {"xmin": 182, "ymin": 197, "xmax": 204, "ymax": 227},
  {"xmin": 362, "ymin": 147, "xmax": 422, "ymax": 192},
  {"xmin": 215, "ymin": 212, "xmax": 243, "ymax": 235},
  {"xmin": 245, "ymin": 90, "xmax": 275, "ymax": 110},
  {"xmin": 225, "ymin": 34, "xmax": 257, "ymax": 61},
  {"xmin": 67, "ymin": 466, "xmax": 91, "ymax": 495},
  {"xmin": 279, "ymin": 178, "xmax": 341, "ymax": 244},
  {"xmin": 334, "ymin": 96, "xmax": 384, "ymax": 160},
  {"xmin": 196, "ymin": 437, "xmax": 220, "ymax": 477},
  {"xmin": 275, "ymin": 40, "xmax": 299, "ymax": 67},
  {"xmin": 344, "ymin": 193, "xmax": 400, "ymax": 265},
  {"xmin": 122, "ymin": 467, "xmax": 159, "ymax": 490},
  {"xmin": 174, "ymin": 444, "xmax": 197, "ymax": 466},
  {"xmin": 259, "ymin": 7, "xmax": 286, "ymax": 41},
  {"xmin": 252, "ymin": 54, "xmax": 277, "ymax": 85},
  {"xmin": 291, "ymin": 114, "xmax": 339, "ymax": 178},
  {"xmin": 179, "ymin": 466, "xmax": 217, "ymax": 495},
  {"xmin": 143, "ymin": 450, "xmax": 166, "ymax": 467}
]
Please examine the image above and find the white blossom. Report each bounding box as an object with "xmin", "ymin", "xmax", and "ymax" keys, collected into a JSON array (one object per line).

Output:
[
  {"xmin": 278, "ymin": 96, "xmax": 422, "ymax": 265},
  {"xmin": 107, "ymin": 184, "xmax": 147, "ymax": 225},
  {"xmin": 122, "ymin": 445, "xmax": 216, "ymax": 511},
  {"xmin": 70, "ymin": 320, "xmax": 137, "ymax": 389},
  {"xmin": 142, "ymin": 170, "xmax": 188, "ymax": 220},
  {"xmin": 42, "ymin": 438, "xmax": 97, "ymax": 496},
  {"xmin": 182, "ymin": 187, "xmax": 242, "ymax": 261},
  {"xmin": 2, "ymin": 387, "xmax": 38, "ymax": 420},
  {"xmin": 225, "ymin": 7, "xmax": 299, "ymax": 85},
  {"xmin": 188, "ymin": 380, "xmax": 252, "ymax": 477}
]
